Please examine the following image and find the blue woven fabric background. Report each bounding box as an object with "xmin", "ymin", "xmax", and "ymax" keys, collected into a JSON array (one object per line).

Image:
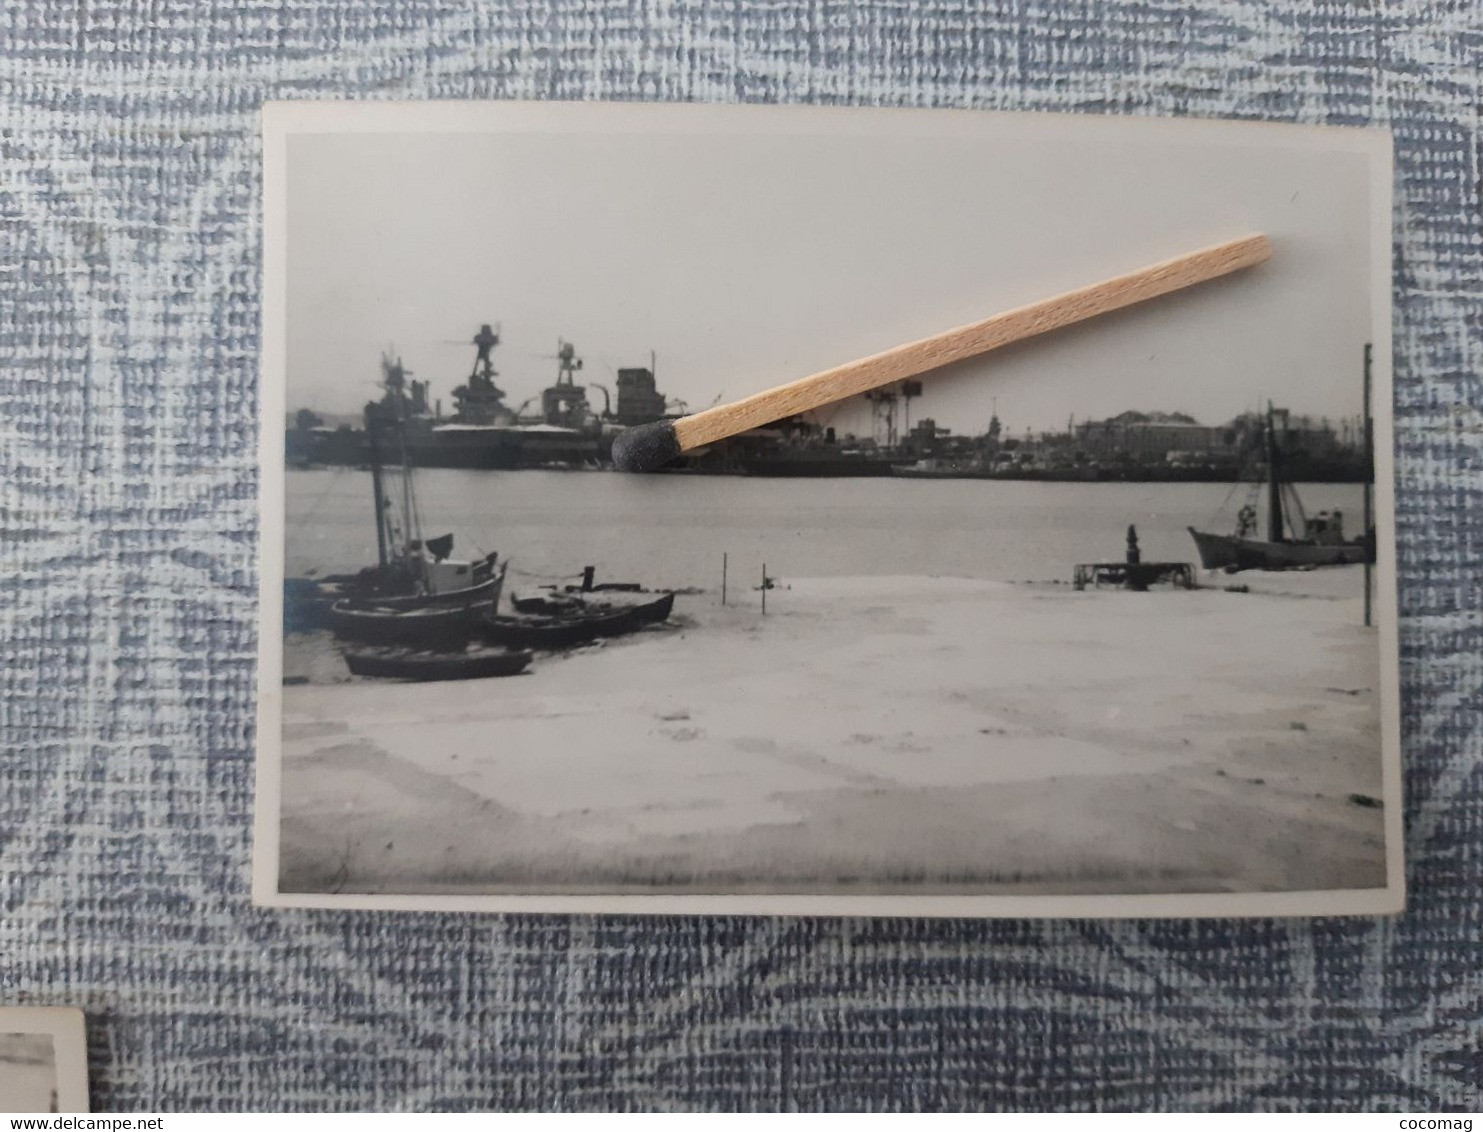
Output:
[{"xmin": 2, "ymin": 0, "xmax": 1480, "ymax": 1112}]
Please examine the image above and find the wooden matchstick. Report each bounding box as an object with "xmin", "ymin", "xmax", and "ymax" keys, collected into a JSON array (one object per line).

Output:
[{"xmin": 610, "ymin": 233, "xmax": 1272, "ymax": 472}]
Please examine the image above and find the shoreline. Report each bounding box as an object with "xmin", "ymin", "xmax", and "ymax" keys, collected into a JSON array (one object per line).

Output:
[
  {"xmin": 286, "ymin": 457, "xmax": 1377, "ymax": 485},
  {"xmin": 275, "ymin": 569, "xmax": 1386, "ymax": 897}
]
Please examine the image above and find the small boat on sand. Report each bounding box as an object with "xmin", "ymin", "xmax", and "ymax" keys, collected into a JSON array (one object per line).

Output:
[
  {"xmin": 288, "ymin": 558, "xmax": 502, "ymax": 631},
  {"xmin": 510, "ymin": 586, "xmax": 656, "ymax": 615},
  {"xmin": 342, "ymin": 560, "xmax": 504, "ymax": 611},
  {"xmin": 330, "ymin": 599, "xmax": 498, "ymax": 648},
  {"xmin": 511, "ymin": 593, "xmax": 577, "ymax": 615},
  {"xmin": 481, "ymin": 591, "xmax": 675, "ymax": 650},
  {"xmin": 342, "ymin": 646, "xmax": 533, "ymax": 682}
]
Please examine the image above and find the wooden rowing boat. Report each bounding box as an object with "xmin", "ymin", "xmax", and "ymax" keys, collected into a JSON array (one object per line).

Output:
[
  {"xmin": 480, "ymin": 591, "xmax": 675, "ymax": 650},
  {"xmin": 330, "ymin": 599, "xmax": 497, "ymax": 648},
  {"xmin": 342, "ymin": 646, "xmax": 533, "ymax": 681}
]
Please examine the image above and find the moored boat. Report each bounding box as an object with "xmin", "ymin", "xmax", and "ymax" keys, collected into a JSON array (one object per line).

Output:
[
  {"xmin": 285, "ymin": 354, "xmax": 506, "ymax": 631},
  {"xmin": 347, "ymin": 560, "xmax": 506, "ymax": 611},
  {"xmin": 343, "ymin": 646, "xmax": 534, "ymax": 682},
  {"xmin": 480, "ymin": 591, "xmax": 675, "ymax": 650},
  {"xmin": 1187, "ymin": 403, "xmax": 1374, "ymax": 572},
  {"xmin": 1186, "ymin": 527, "xmax": 1369, "ymax": 571},
  {"xmin": 511, "ymin": 586, "xmax": 654, "ymax": 616},
  {"xmin": 511, "ymin": 593, "xmax": 582, "ymax": 615},
  {"xmin": 330, "ymin": 599, "xmax": 498, "ymax": 648},
  {"xmin": 293, "ymin": 556, "xmax": 504, "ymax": 625}
]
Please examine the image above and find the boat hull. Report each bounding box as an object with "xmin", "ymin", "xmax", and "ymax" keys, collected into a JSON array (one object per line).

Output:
[
  {"xmin": 330, "ymin": 599, "xmax": 498, "ymax": 647},
  {"xmin": 480, "ymin": 592, "xmax": 675, "ymax": 650},
  {"xmin": 1187, "ymin": 527, "xmax": 1371, "ymax": 571},
  {"xmin": 343, "ymin": 647, "xmax": 533, "ymax": 681},
  {"xmin": 285, "ymin": 561, "xmax": 503, "ymax": 631},
  {"xmin": 351, "ymin": 562, "xmax": 505, "ymax": 611}
]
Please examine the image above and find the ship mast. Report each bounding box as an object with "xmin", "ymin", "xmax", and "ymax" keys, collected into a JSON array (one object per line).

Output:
[
  {"xmin": 367, "ymin": 409, "xmax": 389, "ymax": 569},
  {"xmin": 374, "ymin": 353, "xmax": 427, "ymax": 586},
  {"xmin": 398, "ymin": 407, "xmax": 416, "ymax": 555}
]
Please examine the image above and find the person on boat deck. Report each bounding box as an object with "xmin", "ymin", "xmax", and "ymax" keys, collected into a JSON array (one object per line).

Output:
[{"xmin": 1236, "ymin": 504, "xmax": 1258, "ymax": 538}]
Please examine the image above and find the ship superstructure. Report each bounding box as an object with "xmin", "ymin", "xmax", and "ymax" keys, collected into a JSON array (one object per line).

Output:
[
  {"xmin": 314, "ymin": 325, "xmax": 674, "ymax": 470},
  {"xmin": 449, "ymin": 323, "xmax": 517, "ymax": 425}
]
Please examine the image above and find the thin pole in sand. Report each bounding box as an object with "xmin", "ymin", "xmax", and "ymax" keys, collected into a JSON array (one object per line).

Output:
[
  {"xmin": 722, "ymin": 552, "xmax": 728, "ymax": 606},
  {"xmin": 1363, "ymin": 343, "xmax": 1373, "ymax": 629},
  {"xmin": 761, "ymin": 563, "xmax": 767, "ymax": 616}
]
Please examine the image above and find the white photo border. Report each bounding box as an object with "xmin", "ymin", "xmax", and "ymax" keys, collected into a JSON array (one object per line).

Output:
[{"xmin": 253, "ymin": 101, "xmax": 1402, "ymax": 918}]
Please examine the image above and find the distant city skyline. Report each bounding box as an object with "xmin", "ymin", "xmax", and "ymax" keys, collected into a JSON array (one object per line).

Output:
[
  {"xmin": 289, "ymin": 335, "xmax": 1373, "ymax": 443},
  {"xmin": 285, "ymin": 110, "xmax": 1382, "ymax": 436}
]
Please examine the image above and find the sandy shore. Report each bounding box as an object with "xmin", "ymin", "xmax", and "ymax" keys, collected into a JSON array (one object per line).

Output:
[{"xmin": 276, "ymin": 569, "xmax": 1385, "ymax": 896}]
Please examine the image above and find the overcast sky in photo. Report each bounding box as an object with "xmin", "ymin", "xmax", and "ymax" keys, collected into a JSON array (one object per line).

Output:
[{"xmin": 283, "ymin": 108, "xmax": 1382, "ymax": 437}]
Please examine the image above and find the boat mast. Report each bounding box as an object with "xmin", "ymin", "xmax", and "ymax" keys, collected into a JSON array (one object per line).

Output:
[
  {"xmin": 392, "ymin": 383, "xmax": 427, "ymax": 590},
  {"xmin": 398, "ymin": 413, "xmax": 414, "ymax": 550},
  {"xmin": 1266, "ymin": 401, "xmax": 1285, "ymax": 543},
  {"xmin": 367, "ymin": 410, "xmax": 390, "ymax": 570},
  {"xmin": 378, "ymin": 353, "xmax": 425, "ymax": 581}
]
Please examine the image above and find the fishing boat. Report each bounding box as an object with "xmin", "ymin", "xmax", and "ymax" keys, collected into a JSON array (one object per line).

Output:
[
  {"xmin": 511, "ymin": 584, "xmax": 647, "ymax": 615},
  {"xmin": 285, "ymin": 354, "xmax": 505, "ymax": 630},
  {"xmin": 511, "ymin": 566, "xmax": 654, "ymax": 613},
  {"xmin": 342, "ymin": 646, "xmax": 534, "ymax": 682},
  {"xmin": 510, "ymin": 593, "xmax": 581, "ymax": 615},
  {"xmin": 480, "ymin": 591, "xmax": 675, "ymax": 650},
  {"xmin": 286, "ymin": 553, "xmax": 502, "ymax": 630},
  {"xmin": 510, "ymin": 588, "xmax": 672, "ymax": 617},
  {"xmin": 1187, "ymin": 403, "xmax": 1374, "ymax": 572},
  {"xmin": 356, "ymin": 559, "xmax": 506, "ymax": 611},
  {"xmin": 329, "ymin": 595, "xmax": 500, "ymax": 648}
]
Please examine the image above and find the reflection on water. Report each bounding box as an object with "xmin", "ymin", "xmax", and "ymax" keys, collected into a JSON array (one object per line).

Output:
[{"xmin": 284, "ymin": 468, "xmax": 1367, "ymax": 590}]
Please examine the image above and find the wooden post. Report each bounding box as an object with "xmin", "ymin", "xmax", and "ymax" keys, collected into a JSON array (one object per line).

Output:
[
  {"xmin": 761, "ymin": 563, "xmax": 767, "ymax": 615},
  {"xmin": 721, "ymin": 553, "xmax": 728, "ymax": 606}
]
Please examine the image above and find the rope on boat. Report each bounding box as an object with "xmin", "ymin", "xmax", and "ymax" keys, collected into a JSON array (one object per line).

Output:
[
  {"xmin": 1205, "ymin": 479, "xmax": 1243, "ymax": 527},
  {"xmin": 288, "ymin": 466, "xmax": 352, "ymax": 535},
  {"xmin": 1204, "ymin": 479, "xmax": 1263, "ymax": 529}
]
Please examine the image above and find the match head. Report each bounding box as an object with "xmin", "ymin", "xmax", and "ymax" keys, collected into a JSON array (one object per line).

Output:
[{"xmin": 611, "ymin": 420, "xmax": 682, "ymax": 473}]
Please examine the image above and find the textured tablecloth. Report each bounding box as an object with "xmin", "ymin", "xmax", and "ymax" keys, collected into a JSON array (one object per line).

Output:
[{"xmin": 2, "ymin": 0, "xmax": 1480, "ymax": 1112}]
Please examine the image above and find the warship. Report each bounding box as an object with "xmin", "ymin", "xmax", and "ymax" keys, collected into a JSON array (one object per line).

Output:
[
  {"xmin": 286, "ymin": 329, "xmax": 1371, "ymax": 481},
  {"xmin": 395, "ymin": 326, "xmax": 671, "ymax": 469},
  {"xmin": 288, "ymin": 325, "xmax": 673, "ymax": 471}
]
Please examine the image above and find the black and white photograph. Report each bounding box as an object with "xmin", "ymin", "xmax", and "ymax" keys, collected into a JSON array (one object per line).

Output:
[
  {"xmin": 0, "ymin": 1009, "xmax": 89, "ymax": 1113},
  {"xmin": 255, "ymin": 102, "xmax": 1400, "ymax": 916}
]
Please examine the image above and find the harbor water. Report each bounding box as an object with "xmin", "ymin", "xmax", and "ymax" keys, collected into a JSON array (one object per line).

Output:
[{"xmin": 284, "ymin": 468, "xmax": 1367, "ymax": 589}]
